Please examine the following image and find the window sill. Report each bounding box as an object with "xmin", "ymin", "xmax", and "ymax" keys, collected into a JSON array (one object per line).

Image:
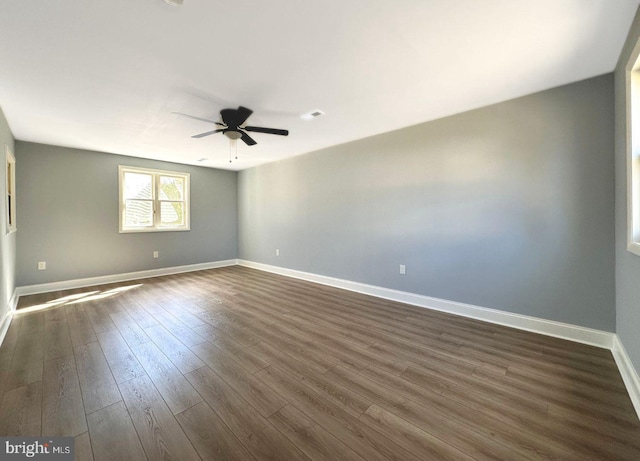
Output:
[
  {"xmin": 628, "ymin": 241, "xmax": 640, "ymax": 257},
  {"xmin": 119, "ymin": 227, "xmax": 190, "ymax": 234}
]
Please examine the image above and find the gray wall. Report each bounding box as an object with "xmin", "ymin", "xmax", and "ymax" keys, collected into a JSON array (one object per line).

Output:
[
  {"xmin": 0, "ymin": 107, "xmax": 16, "ymax": 325},
  {"xmin": 615, "ymin": 9, "xmax": 640, "ymax": 372},
  {"xmin": 239, "ymin": 75, "xmax": 615, "ymax": 331},
  {"xmin": 16, "ymin": 142, "xmax": 238, "ymax": 286}
]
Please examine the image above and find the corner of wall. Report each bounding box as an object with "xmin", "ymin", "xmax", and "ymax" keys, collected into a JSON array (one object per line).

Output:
[
  {"xmin": 612, "ymin": 335, "xmax": 640, "ymax": 420},
  {"xmin": 0, "ymin": 289, "xmax": 18, "ymax": 348}
]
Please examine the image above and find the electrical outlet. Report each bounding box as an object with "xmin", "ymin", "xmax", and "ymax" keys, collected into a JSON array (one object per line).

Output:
[
  {"xmin": 399, "ymin": 264, "xmax": 406, "ymax": 275},
  {"xmin": 38, "ymin": 261, "xmax": 46, "ymax": 271},
  {"xmin": 153, "ymin": 251, "xmax": 159, "ymax": 259},
  {"xmin": 276, "ymin": 249, "xmax": 280, "ymax": 256}
]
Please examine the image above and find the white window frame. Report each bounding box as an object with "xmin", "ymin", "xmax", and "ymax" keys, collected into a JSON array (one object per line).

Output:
[
  {"xmin": 5, "ymin": 145, "xmax": 16, "ymax": 234},
  {"xmin": 627, "ymin": 41, "xmax": 640, "ymax": 256},
  {"xmin": 118, "ymin": 165, "xmax": 190, "ymax": 233}
]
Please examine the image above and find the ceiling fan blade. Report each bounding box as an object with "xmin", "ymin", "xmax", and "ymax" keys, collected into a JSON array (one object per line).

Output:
[
  {"xmin": 220, "ymin": 109, "xmax": 236, "ymax": 127},
  {"xmin": 240, "ymin": 131, "xmax": 257, "ymax": 146},
  {"xmin": 244, "ymin": 126, "xmax": 289, "ymax": 136},
  {"xmin": 235, "ymin": 106, "xmax": 253, "ymax": 126},
  {"xmin": 191, "ymin": 128, "xmax": 224, "ymax": 138},
  {"xmin": 172, "ymin": 112, "xmax": 225, "ymax": 126}
]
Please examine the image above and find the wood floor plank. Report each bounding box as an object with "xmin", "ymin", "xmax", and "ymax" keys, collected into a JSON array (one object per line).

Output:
[
  {"xmin": 547, "ymin": 403, "xmax": 640, "ymax": 450},
  {"xmin": 74, "ymin": 431, "xmax": 94, "ymax": 461},
  {"xmin": 44, "ymin": 319, "xmax": 74, "ymax": 362},
  {"xmin": 325, "ymin": 365, "xmax": 527, "ymax": 461},
  {"xmin": 149, "ymin": 310, "xmax": 206, "ymax": 347},
  {"xmin": 244, "ymin": 322, "xmax": 339, "ymax": 373},
  {"xmin": 87, "ymin": 401, "xmax": 147, "ymax": 461},
  {"xmin": 143, "ymin": 324, "xmax": 204, "ymax": 374},
  {"xmin": 252, "ymin": 340, "xmax": 324, "ymax": 379},
  {"xmin": 74, "ymin": 342, "xmax": 122, "ymax": 415},
  {"xmin": 119, "ymin": 301, "xmax": 159, "ymax": 329},
  {"xmin": 96, "ymin": 329, "xmax": 146, "ymax": 384},
  {"xmin": 0, "ymin": 316, "xmax": 22, "ymax": 356},
  {"xmin": 0, "ymin": 381, "xmax": 42, "ymax": 436},
  {"xmin": 186, "ymin": 365, "xmax": 310, "ymax": 461},
  {"xmin": 361, "ymin": 404, "xmax": 475, "ymax": 461},
  {"xmin": 109, "ymin": 311, "xmax": 151, "ymax": 348},
  {"xmin": 159, "ymin": 300, "xmax": 207, "ymax": 329},
  {"xmin": 43, "ymin": 354, "xmax": 87, "ymax": 437},
  {"xmin": 401, "ymin": 364, "xmax": 548, "ymax": 418},
  {"xmin": 6, "ymin": 332, "xmax": 44, "ymax": 391},
  {"xmin": 176, "ymin": 401, "xmax": 255, "ymax": 461},
  {"xmin": 65, "ymin": 305, "xmax": 98, "ymax": 347},
  {"xmin": 269, "ymin": 403, "xmax": 366, "ymax": 461},
  {"xmin": 209, "ymin": 334, "xmax": 271, "ymax": 374},
  {"xmin": 130, "ymin": 341, "xmax": 202, "ymax": 415},
  {"xmin": 473, "ymin": 364, "xmax": 634, "ymax": 423},
  {"xmin": 256, "ymin": 364, "xmax": 422, "ymax": 461},
  {"xmin": 44, "ymin": 304, "xmax": 67, "ymax": 323},
  {"xmin": 84, "ymin": 304, "xmax": 117, "ymax": 333},
  {"xmin": 0, "ymin": 317, "xmax": 21, "ymax": 397},
  {"xmin": 19, "ymin": 311, "xmax": 45, "ymax": 336},
  {"xmin": 194, "ymin": 315, "xmax": 263, "ymax": 347},
  {"xmin": 191, "ymin": 341, "xmax": 287, "ymax": 418},
  {"xmin": 17, "ymin": 292, "xmax": 50, "ymax": 310},
  {"xmin": 254, "ymin": 342, "xmax": 372, "ymax": 419},
  {"xmin": 118, "ymin": 374, "xmax": 201, "ymax": 461},
  {"xmin": 361, "ymin": 363, "xmax": 582, "ymax": 460}
]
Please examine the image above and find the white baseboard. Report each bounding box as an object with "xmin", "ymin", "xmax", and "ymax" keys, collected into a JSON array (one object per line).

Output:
[
  {"xmin": 612, "ymin": 335, "xmax": 640, "ymax": 420},
  {"xmin": 238, "ymin": 260, "xmax": 614, "ymax": 349},
  {"xmin": 0, "ymin": 290, "xmax": 18, "ymax": 348},
  {"xmin": 16, "ymin": 259, "xmax": 239, "ymax": 297}
]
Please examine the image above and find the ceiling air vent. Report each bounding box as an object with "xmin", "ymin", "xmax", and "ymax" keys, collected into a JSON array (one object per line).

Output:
[{"xmin": 301, "ymin": 109, "xmax": 325, "ymax": 121}]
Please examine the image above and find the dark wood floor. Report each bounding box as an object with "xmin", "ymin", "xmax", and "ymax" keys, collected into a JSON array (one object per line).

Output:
[{"xmin": 0, "ymin": 266, "xmax": 638, "ymax": 460}]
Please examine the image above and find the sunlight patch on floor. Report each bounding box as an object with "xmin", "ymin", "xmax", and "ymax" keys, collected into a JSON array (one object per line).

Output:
[{"xmin": 15, "ymin": 284, "xmax": 143, "ymax": 315}]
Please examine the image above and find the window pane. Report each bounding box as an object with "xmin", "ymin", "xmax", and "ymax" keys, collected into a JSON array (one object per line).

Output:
[
  {"xmin": 159, "ymin": 176, "xmax": 184, "ymax": 201},
  {"xmin": 119, "ymin": 166, "xmax": 189, "ymax": 233},
  {"xmin": 125, "ymin": 200, "xmax": 153, "ymax": 227},
  {"xmin": 123, "ymin": 172, "xmax": 153, "ymax": 199},
  {"xmin": 160, "ymin": 202, "xmax": 184, "ymax": 226}
]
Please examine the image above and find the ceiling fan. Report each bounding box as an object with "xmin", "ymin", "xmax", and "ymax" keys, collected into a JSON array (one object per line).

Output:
[{"xmin": 177, "ymin": 106, "xmax": 289, "ymax": 146}]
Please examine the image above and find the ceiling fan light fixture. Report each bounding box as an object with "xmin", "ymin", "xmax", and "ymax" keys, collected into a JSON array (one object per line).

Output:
[{"xmin": 224, "ymin": 130, "xmax": 242, "ymax": 140}]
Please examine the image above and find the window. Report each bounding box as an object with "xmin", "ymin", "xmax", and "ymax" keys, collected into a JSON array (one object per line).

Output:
[
  {"xmin": 629, "ymin": 48, "xmax": 640, "ymax": 256},
  {"xmin": 119, "ymin": 165, "xmax": 190, "ymax": 233},
  {"xmin": 5, "ymin": 145, "xmax": 16, "ymax": 234}
]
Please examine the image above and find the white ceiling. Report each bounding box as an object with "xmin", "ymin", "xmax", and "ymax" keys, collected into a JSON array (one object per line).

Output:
[{"xmin": 0, "ymin": 1, "xmax": 638, "ymax": 171}]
